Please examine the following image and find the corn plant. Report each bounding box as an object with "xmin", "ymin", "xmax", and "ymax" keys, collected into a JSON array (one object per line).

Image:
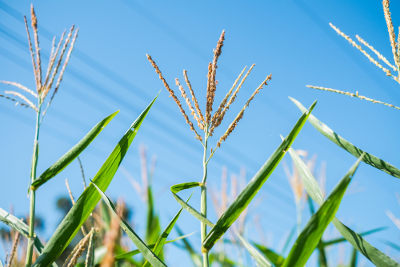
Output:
[{"xmin": 2, "ymin": 3, "xmax": 400, "ymax": 267}]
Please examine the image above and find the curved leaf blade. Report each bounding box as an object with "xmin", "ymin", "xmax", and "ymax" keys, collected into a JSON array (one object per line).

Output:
[
  {"xmin": 202, "ymin": 101, "xmax": 317, "ymax": 252},
  {"xmin": 171, "ymin": 182, "xmax": 215, "ymax": 227},
  {"xmin": 92, "ymin": 182, "xmax": 166, "ymax": 267},
  {"xmin": 288, "ymin": 147, "xmax": 400, "ymax": 266},
  {"xmin": 33, "ymin": 96, "xmax": 157, "ymax": 266},
  {"xmin": 236, "ymin": 234, "xmax": 271, "ymax": 267},
  {"xmin": 31, "ymin": 110, "xmax": 119, "ymax": 190},
  {"xmin": 115, "ymin": 232, "xmax": 195, "ymax": 259},
  {"xmin": 322, "ymin": 227, "xmax": 386, "ymax": 247},
  {"xmin": 290, "ymin": 97, "xmax": 400, "ymax": 179},
  {"xmin": 282, "ymin": 156, "xmax": 362, "ymax": 267},
  {"xmin": 253, "ymin": 243, "xmax": 285, "ymax": 267},
  {"xmin": 0, "ymin": 208, "xmax": 43, "ymax": 253},
  {"xmin": 142, "ymin": 206, "xmax": 184, "ymax": 267}
]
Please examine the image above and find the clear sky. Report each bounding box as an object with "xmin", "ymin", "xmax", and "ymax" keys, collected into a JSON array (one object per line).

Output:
[{"xmin": 1, "ymin": 0, "xmax": 400, "ymax": 266}]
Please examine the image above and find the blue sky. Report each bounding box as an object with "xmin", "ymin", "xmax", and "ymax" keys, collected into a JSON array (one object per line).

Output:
[{"xmin": 1, "ymin": 0, "xmax": 400, "ymax": 265}]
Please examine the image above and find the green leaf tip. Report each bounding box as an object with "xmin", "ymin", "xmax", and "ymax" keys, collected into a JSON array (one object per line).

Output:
[
  {"xmin": 31, "ymin": 110, "xmax": 120, "ymax": 191},
  {"xmin": 290, "ymin": 97, "xmax": 400, "ymax": 179},
  {"xmin": 202, "ymin": 101, "xmax": 316, "ymax": 252},
  {"xmin": 32, "ymin": 97, "xmax": 156, "ymax": 267}
]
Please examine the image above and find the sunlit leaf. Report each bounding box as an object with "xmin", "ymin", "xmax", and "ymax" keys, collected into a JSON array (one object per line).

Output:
[
  {"xmin": 288, "ymin": 146, "xmax": 400, "ymax": 266},
  {"xmin": 33, "ymin": 96, "xmax": 157, "ymax": 266},
  {"xmin": 236, "ymin": 234, "xmax": 271, "ymax": 267},
  {"xmin": 31, "ymin": 111, "xmax": 119, "ymax": 190},
  {"xmin": 93, "ymin": 182, "xmax": 166, "ymax": 267},
  {"xmin": 290, "ymin": 97, "xmax": 400, "ymax": 179},
  {"xmin": 282, "ymin": 156, "xmax": 362, "ymax": 267},
  {"xmin": 202, "ymin": 101, "xmax": 316, "ymax": 252}
]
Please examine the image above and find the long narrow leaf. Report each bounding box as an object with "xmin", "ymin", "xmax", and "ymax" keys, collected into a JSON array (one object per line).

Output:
[
  {"xmin": 31, "ymin": 111, "xmax": 119, "ymax": 190},
  {"xmin": 290, "ymin": 97, "xmax": 400, "ymax": 179},
  {"xmin": 92, "ymin": 182, "xmax": 166, "ymax": 267},
  {"xmin": 288, "ymin": 147, "xmax": 400, "ymax": 266},
  {"xmin": 171, "ymin": 182, "xmax": 215, "ymax": 227},
  {"xmin": 350, "ymin": 248, "xmax": 358, "ymax": 267},
  {"xmin": 282, "ymin": 156, "xmax": 362, "ymax": 267},
  {"xmin": 254, "ymin": 243, "xmax": 285, "ymax": 267},
  {"xmin": 33, "ymin": 96, "xmax": 157, "ymax": 266},
  {"xmin": 202, "ymin": 101, "xmax": 317, "ymax": 252},
  {"xmin": 142, "ymin": 206, "xmax": 185, "ymax": 267},
  {"xmin": 115, "ymin": 232, "xmax": 195, "ymax": 259},
  {"xmin": 0, "ymin": 208, "xmax": 43, "ymax": 253},
  {"xmin": 322, "ymin": 227, "xmax": 386, "ymax": 247},
  {"xmin": 236, "ymin": 234, "xmax": 271, "ymax": 267}
]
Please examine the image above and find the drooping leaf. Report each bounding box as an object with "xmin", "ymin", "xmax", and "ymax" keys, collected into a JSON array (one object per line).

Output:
[
  {"xmin": 92, "ymin": 182, "xmax": 166, "ymax": 267},
  {"xmin": 209, "ymin": 253, "xmax": 238, "ymax": 267},
  {"xmin": 282, "ymin": 156, "xmax": 362, "ymax": 267},
  {"xmin": 171, "ymin": 182, "xmax": 215, "ymax": 227},
  {"xmin": 254, "ymin": 243, "xmax": 285, "ymax": 267},
  {"xmin": 31, "ymin": 111, "xmax": 119, "ymax": 190},
  {"xmin": 33, "ymin": 96, "xmax": 157, "ymax": 266},
  {"xmin": 0, "ymin": 208, "xmax": 44, "ymax": 253},
  {"xmin": 202, "ymin": 101, "xmax": 316, "ymax": 252},
  {"xmin": 115, "ymin": 232, "xmax": 195, "ymax": 259},
  {"xmin": 288, "ymin": 146, "xmax": 400, "ymax": 266},
  {"xmin": 322, "ymin": 227, "xmax": 386, "ymax": 247},
  {"xmin": 236, "ymin": 234, "xmax": 271, "ymax": 267},
  {"xmin": 290, "ymin": 97, "xmax": 400, "ymax": 179}
]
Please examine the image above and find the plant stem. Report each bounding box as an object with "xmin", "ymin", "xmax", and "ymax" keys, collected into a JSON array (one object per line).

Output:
[
  {"xmin": 201, "ymin": 131, "xmax": 209, "ymax": 267},
  {"xmin": 25, "ymin": 101, "xmax": 42, "ymax": 266}
]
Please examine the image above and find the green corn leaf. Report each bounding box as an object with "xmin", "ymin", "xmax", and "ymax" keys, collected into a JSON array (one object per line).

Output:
[
  {"xmin": 33, "ymin": 96, "xmax": 157, "ymax": 266},
  {"xmin": 209, "ymin": 253, "xmax": 238, "ymax": 267},
  {"xmin": 236, "ymin": 234, "xmax": 271, "ymax": 267},
  {"xmin": 0, "ymin": 208, "xmax": 44, "ymax": 253},
  {"xmin": 350, "ymin": 248, "xmax": 358, "ymax": 267},
  {"xmin": 171, "ymin": 182, "xmax": 215, "ymax": 227},
  {"xmin": 92, "ymin": 182, "xmax": 167, "ymax": 267},
  {"xmin": 31, "ymin": 110, "xmax": 119, "ymax": 191},
  {"xmin": 288, "ymin": 147, "xmax": 400, "ymax": 266},
  {"xmin": 290, "ymin": 97, "xmax": 400, "ymax": 179},
  {"xmin": 322, "ymin": 227, "xmax": 386, "ymax": 247},
  {"xmin": 116, "ymin": 232, "xmax": 195, "ymax": 259},
  {"xmin": 202, "ymin": 101, "xmax": 316, "ymax": 252},
  {"xmin": 100, "ymin": 200, "xmax": 111, "ymax": 230},
  {"xmin": 282, "ymin": 156, "xmax": 362, "ymax": 267},
  {"xmin": 317, "ymin": 243, "xmax": 328, "ymax": 267},
  {"xmin": 171, "ymin": 182, "xmax": 202, "ymax": 193},
  {"xmin": 0, "ymin": 208, "xmax": 58, "ymax": 267},
  {"xmin": 145, "ymin": 185, "xmax": 161, "ymax": 246},
  {"xmin": 253, "ymin": 243, "xmax": 285, "ymax": 267},
  {"xmin": 142, "ymin": 206, "xmax": 184, "ymax": 267}
]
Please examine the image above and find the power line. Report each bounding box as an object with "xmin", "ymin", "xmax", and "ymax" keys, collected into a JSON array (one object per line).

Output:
[{"xmin": 0, "ymin": 3, "xmax": 295, "ymax": 207}]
